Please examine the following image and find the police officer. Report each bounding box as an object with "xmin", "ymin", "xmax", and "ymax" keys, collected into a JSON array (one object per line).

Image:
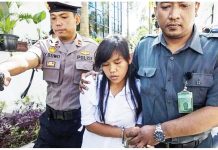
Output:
[
  {"xmin": 0, "ymin": 2, "xmax": 98, "ymax": 148},
  {"xmin": 124, "ymin": 1, "xmax": 218, "ymax": 148}
]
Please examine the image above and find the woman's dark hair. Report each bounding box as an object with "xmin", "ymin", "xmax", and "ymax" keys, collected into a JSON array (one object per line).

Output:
[{"xmin": 94, "ymin": 35, "xmax": 142, "ymax": 123}]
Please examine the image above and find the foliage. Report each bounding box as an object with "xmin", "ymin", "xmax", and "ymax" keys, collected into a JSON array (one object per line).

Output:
[
  {"xmin": 0, "ymin": 101, "xmax": 6, "ymax": 113},
  {"xmin": 0, "ymin": 2, "xmax": 46, "ymax": 36},
  {"xmin": 0, "ymin": 2, "xmax": 32, "ymax": 34},
  {"xmin": 0, "ymin": 96, "xmax": 44, "ymax": 148},
  {"xmin": 129, "ymin": 26, "xmax": 148, "ymax": 52},
  {"xmin": 32, "ymin": 11, "xmax": 46, "ymax": 39},
  {"xmin": 92, "ymin": 37, "xmax": 103, "ymax": 44}
]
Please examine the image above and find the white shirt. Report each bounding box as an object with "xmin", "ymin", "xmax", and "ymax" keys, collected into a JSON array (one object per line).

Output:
[{"xmin": 80, "ymin": 75, "xmax": 142, "ymax": 148}]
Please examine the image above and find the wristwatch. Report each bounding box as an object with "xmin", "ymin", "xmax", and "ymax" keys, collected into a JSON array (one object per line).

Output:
[{"xmin": 153, "ymin": 123, "xmax": 165, "ymax": 143}]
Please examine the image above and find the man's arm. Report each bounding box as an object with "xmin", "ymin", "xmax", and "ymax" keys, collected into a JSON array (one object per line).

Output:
[
  {"xmin": 0, "ymin": 52, "xmax": 39, "ymax": 85},
  {"xmin": 126, "ymin": 106, "xmax": 218, "ymax": 147},
  {"xmin": 163, "ymin": 106, "xmax": 218, "ymax": 139}
]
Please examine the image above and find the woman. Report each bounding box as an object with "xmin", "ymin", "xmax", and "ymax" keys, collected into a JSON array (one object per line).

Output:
[{"xmin": 80, "ymin": 35, "xmax": 142, "ymax": 148}]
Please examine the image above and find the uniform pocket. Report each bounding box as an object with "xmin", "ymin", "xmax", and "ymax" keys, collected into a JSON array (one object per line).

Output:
[
  {"xmin": 137, "ymin": 67, "xmax": 157, "ymax": 96},
  {"xmin": 137, "ymin": 67, "xmax": 156, "ymax": 77},
  {"xmin": 186, "ymin": 73, "xmax": 213, "ymax": 107},
  {"xmin": 43, "ymin": 60, "xmax": 61, "ymax": 83},
  {"xmin": 76, "ymin": 61, "xmax": 93, "ymax": 71},
  {"xmin": 73, "ymin": 61, "xmax": 93, "ymax": 84}
]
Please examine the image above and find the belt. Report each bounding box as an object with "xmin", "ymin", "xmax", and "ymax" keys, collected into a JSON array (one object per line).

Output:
[
  {"xmin": 155, "ymin": 133, "xmax": 209, "ymax": 148},
  {"xmin": 46, "ymin": 105, "xmax": 81, "ymax": 120}
]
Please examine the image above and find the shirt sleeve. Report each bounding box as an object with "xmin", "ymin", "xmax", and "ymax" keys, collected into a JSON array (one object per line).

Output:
[
  {"xmin": 80, "ymin": 75, "xmax": 98, "ymax": 126},
  {"xmin": 206, "ymin": 57, "xmax": 218, "ymax": 106},
  {"xmin": 27, "ymin": 41, "xmax": 43, "ymax": 68}
]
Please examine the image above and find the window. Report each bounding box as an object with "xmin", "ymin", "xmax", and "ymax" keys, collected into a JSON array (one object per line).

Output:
[{"xmin": 88, "ymin": 2, "xmax": 123, "ymax": 38}]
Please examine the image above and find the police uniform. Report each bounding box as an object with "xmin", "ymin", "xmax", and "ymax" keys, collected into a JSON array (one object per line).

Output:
[
  {"xmin": 133, "ymin": 25, "xmax": 218, "ymax": 148},
  {"xmin": 28, "ymin": 2, "xmax": 98, "ymax": 148}
]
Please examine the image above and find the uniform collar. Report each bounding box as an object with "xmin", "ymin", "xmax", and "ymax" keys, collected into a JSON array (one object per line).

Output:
[
  {"xmin": 97, "ymin": 75, "xmax": 131, "ymax": 96},
  {"xmin": 74, "ymin": 33, "xmax": 83, "ymax": 47},
  {"xmin": 152, "ymin": 33, "xmax": 165, "ymax": 47},
  {"xmin": 188, "ymin": 25, "xmax": 203, "ymax": 54},
  {"xmin": 107, "ymin": 79, "xmax": 131, "ymax": 97},
  {"xmin": 48, "ymin": 33, "xmax": 83, "ymax": 48},
  {"xmin": 151, "ymin": 25, "xmax": 203, "ymax": 54}
]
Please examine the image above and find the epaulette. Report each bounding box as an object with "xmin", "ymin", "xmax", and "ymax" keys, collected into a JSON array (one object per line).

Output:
[
  {"xmin": 140, "ymin": 34, "xmax": 158, "ymax": 41},
  {"xmin": 200, "ymin": 32, "xmax": 218, "ymax": 38},
  {"xmin": 48, "ymin": 36, "xmax": 59, "ymax": 47},
  {"xmin": 82, "ymin": 36, "xmax": 98, "ymax": 46}
]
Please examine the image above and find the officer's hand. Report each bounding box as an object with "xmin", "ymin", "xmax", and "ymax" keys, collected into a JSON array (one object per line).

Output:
[
  {"xmin": 124, "ymin": 126, "xmax": 140, "ymax": 147},
  {"xmin": 126, "ymin": 125, "xmax": 158, "ymax": 148},
  {"xmin": 79, "ymin": 71, "xmax": 98, "ymax": 94},
  {"xmin": 0, "ymin": 70, "xmax": 11, "ymax": 90}
]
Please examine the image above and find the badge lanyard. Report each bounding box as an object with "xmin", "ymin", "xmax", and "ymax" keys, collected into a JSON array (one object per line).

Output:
[{"xmin": 177, "ymin": 72, "xmax": 193, "ymax": 113}]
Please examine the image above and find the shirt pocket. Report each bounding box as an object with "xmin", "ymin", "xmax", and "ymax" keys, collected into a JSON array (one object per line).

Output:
[
  {"xmin": 43, "ymin": 60, "xmax": 61, "ymax": 83},
  {"xmin": 137, "ymin": 67, "xmax": 156, "ymax": 77},
  {"xmin": 73, "ymin": 61, "xmax": 93, "ymax": 84},
  {"xmin": 186, "ymin": 73, "xmax": 213, "ymax": 108},
  {"xmin": 137, "ymin": 67, "xmax": 157, "ymax": 96}
]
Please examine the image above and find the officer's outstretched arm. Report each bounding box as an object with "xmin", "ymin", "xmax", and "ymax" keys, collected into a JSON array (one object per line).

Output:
[{"xmin": 0, "ymin": 52, "xmax": 39, "ymax": 86}]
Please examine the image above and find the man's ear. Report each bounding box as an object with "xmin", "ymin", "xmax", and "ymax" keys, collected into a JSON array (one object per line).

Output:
[
  {"xmin": 195, "ymin": 2, "xmax": 200, "ymax": 17},
  {"xmin": 75, "ymin": 14, "xmax": 81, "ymax": 25}
]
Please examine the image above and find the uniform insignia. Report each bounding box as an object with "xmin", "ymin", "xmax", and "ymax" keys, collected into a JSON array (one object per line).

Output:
[
  {"xmin": 48, "ymin": 46, "xmax": 56, "ymax": 53},
  {"xmin": 80, "ymin": 50, "xmax": 90, "ymax": 55},
  {"xmin": 46, "ymin": 61, "xmax": 56, "ymax": 67},
  {"xmin": 77, "ymin": 40, "xmax": 82, "ymax": 46}
]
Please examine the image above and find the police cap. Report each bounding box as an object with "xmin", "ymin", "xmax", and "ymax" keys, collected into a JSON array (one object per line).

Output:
[{"xmin": 47, "ymin": 2, "xmax": 82, "ymax": 13}]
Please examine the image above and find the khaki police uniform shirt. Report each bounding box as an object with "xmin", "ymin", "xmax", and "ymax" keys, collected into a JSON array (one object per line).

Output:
[{"xmin": 28, "ymin": 33, "xmax": 98, "ymax": 111}]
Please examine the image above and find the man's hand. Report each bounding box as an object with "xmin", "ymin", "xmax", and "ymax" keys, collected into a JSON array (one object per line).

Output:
[
  {"xmin": 125, "ymin": 125, "xmax": 158, "ymax": 148},
  {"xmin": 79, "ymin": 70, "xmax": 98, "ymax": 94}
]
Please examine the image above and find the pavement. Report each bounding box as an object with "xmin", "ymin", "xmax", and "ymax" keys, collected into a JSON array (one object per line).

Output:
[{"xmin": 21, "ymin": 141, "xmax": 35, "ymax": 148}]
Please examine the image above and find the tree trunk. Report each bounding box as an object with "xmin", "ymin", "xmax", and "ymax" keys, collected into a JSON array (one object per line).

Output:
[{"xmin": 79, "ymin": 2, "xmax": 89, "ymax": 37}]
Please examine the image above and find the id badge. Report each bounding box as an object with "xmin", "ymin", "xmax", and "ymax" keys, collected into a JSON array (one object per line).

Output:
[{"xmin": 177, "ymin": 90, "xmax": 193, "ymax": 113}]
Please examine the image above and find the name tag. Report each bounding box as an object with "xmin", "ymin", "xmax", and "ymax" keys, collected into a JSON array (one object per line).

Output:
[{"xmin": 46, "ymin": 61, "xmax": 56, "ymax": 67}]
